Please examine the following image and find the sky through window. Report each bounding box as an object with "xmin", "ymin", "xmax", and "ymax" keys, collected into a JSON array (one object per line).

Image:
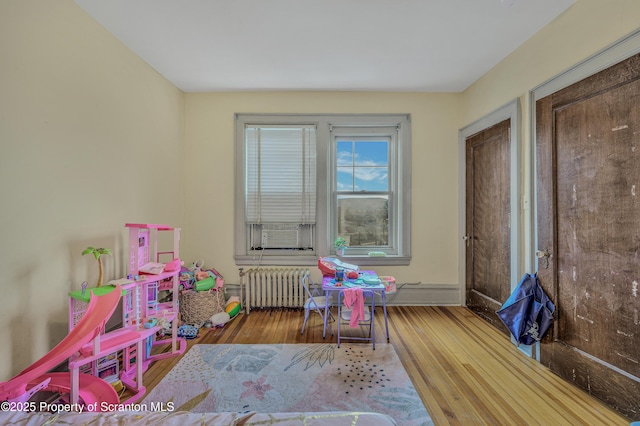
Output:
[{"xmin": 337, "ymin": 140, "xmax": 388, "ymax": 192}]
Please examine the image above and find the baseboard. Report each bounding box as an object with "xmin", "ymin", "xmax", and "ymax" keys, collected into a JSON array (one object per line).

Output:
[
  {"xmin": 384, "ymin": 283, "xmax": 461, "ymax": 306},
  {"xmin": 225, "ymin": 282, "xmax": 462, "ymax": 306}
]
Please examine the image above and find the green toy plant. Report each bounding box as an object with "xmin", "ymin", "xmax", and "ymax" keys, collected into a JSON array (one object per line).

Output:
[
  {"xmin": 334, "ymin": 237, "xmax": 349, "ymax": 255},
  {"xmin": 334, "ymin": 237, "xmax": 348, "ymax": 249},
  {"xmin": 82, "ymin": 246, "xmax": 112, "ymax": 287}
]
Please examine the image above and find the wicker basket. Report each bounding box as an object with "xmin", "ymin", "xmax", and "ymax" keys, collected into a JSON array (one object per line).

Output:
[{"xmin": 179, "ymin": 289, "xmax": 225, "ymax": 324}]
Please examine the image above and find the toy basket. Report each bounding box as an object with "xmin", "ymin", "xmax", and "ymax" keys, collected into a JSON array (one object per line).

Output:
[
  {"xmin": 179, "ymin": 289, "xmax": 225, "ymax": 324},
  {"xmin": 379, "ymin": 276, "xmax": 397, "ymax": 294}
]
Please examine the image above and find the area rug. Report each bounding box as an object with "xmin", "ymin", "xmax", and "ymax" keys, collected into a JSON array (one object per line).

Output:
[{"xmin": 143, "ymin": 343, "xmax": 433, "ymax": 425}]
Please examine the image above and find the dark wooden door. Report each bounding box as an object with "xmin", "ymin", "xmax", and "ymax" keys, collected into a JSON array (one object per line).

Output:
[
  {"xmin": 465, "ymin": 119, "xmax": 511, "ymax": 333},
  {"xmin": 536, "ymin": 53, "xmax": 640, "ymax": 419}
]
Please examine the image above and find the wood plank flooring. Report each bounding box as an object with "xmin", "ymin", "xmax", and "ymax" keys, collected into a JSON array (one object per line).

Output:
[{"xmin": 144, "ymin": 306, "xmax": 630, "ymax": 425}]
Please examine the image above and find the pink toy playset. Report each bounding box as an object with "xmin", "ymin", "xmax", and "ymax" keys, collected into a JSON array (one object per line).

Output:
[{"xmin": 0, "ymin": 223, "xmax": 186, "ymax": 410}]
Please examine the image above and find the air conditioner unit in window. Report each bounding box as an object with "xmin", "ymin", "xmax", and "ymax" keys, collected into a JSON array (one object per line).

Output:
[{"xmin": 261, "ymin": 228, "xmax": 299, "ymax": 249}]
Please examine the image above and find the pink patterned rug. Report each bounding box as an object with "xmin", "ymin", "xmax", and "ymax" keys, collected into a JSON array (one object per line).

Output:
[{"xmin": 143, "ymin": 343, "xmax": 432, "ymax": 425}]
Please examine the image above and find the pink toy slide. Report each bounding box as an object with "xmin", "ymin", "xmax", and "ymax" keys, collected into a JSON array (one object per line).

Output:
[{"xmin": 0, "ymin": 285, "xmax": 123, "ymax": 408}]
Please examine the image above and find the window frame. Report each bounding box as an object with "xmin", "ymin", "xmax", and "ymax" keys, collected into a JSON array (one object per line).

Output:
[
  {"xmin": 234, "ymin": 113, "xmax": 411, "ymax": 266},
  {"xmin": 331, "ymin": 128, "xmax": 395, "ymax": 256}
]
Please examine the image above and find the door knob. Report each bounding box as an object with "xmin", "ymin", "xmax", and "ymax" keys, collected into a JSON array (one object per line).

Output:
[
  {"xmin": 535, "ymin": 249, "xmax": 550, "ymax": 258},
  {"xmin": 536, "ymin": 248, "xmax": 551, "ymax": 269}
]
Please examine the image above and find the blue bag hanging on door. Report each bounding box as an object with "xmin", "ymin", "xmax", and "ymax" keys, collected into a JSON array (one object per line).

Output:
[{"xmin": 496, "ymin": 273, "xmax": 555, "ymax": 345}]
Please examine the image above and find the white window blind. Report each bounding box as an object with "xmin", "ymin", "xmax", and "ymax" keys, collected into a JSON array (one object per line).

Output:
[{"xmin": 245, "ymin": 125, "xmax": 316, "ymax": 224}]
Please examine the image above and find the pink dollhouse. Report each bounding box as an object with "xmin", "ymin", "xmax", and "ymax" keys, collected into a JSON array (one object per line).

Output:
[
  {"xmin": 63, "ymin": 223, "xmax": 186, "ymax": 405},
  {"xmin": 0, "ymin": 223, "xmax": 186, "ymax": 408}
]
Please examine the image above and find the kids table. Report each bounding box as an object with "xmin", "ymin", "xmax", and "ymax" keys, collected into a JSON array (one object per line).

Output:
[{"xmin": 322, "ymin": 271, "xmax": 390, "ymax": 343}]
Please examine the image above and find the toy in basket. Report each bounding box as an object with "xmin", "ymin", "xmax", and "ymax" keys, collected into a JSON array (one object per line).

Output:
[
  {"xmin": 181, "ymin": 259, "xmax": 225, "ymax": 291},
  {"xmin": 179, "ymin": 267, "xmax": 195, "ymax": 290},
  {"xmin": 193, "ymin": 265, "xmax": 224, "ymax": 291},
  {"xmin": 194, "ymin": 275, "xmax": 224, "ymax": 291}
]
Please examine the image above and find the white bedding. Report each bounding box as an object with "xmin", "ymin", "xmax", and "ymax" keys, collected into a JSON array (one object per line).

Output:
[{"xmin": 0, "ymin": 410, "xmax": 398, "ymax": 425}]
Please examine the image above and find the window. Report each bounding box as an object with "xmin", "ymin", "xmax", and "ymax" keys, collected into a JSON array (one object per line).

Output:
[
  {"xmin": 235, "ymin": 114, "xmax": 411, "ymax": 266},
  {"xmin": 245, "ymin": 125, "xmax": 316, "ymax": 252},
  {"xmin": 333, "ymin": 130, "xmax": 392, "ymax": 253}
]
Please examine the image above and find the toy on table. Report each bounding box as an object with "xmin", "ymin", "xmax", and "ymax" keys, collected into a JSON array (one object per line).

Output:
[
  {"xmin": 318, "ymin": 256, "xmax": 359, "ymax": 277},
  {"xmin": 328, "ymin": 273, "xmax": 381, "ymax": 288},
  {"xmin": 335, "ymin": 269, "xmax": 359, "ymax": 281},
  {"xmin": 379, "ymin": 276, "xmax": 397, "ymax": 294},
  {"xmin": 360, "ymin": 275, "xmax": 381, "ymax": 285}
]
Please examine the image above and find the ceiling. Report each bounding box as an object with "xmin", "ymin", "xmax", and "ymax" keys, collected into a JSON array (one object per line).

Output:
[{"xmin": 74, "ymin": 0, "xmax": 575, "ymax": 93}]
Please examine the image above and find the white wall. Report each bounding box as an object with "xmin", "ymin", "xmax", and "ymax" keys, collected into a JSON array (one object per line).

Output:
[
  {"xmin": 461, "ymin": 0, "xmax": 640, "ymax": 277},
  {"xmin": 3, "ymin": 0, "xmax": 639, "ymax": 382},
  {"xmin": 183, "ymin": 92, "xmax": 461, "ymax": 292},
  {"xmin": 463, "ymin": 0, "xmax": 640, "ymax": 123},
  {"xmin": 0, "ymin": 1, "xmax": 184, "ymax": 380}
]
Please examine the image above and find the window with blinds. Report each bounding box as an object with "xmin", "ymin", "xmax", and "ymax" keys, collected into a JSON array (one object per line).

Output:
[
  {"xmin": 234, "ymin": 113, "xmax": 411, "ymax": 266},
  {"xmin": 245, "ymin": 125, "xmax": 316, "ymax": 250}
]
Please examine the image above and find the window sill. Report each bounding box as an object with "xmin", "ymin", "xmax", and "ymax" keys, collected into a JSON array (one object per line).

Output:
[
  {"xmin": 338, "ymin": 255, "xmax": 411, "ymax": 266},
  {"xmin": 235, "ymin": 254, "xmax": 411, "ymax": 267},
  {"xmin": 235, "ymin": 255, "xmax": 319, "ymax": 267}
]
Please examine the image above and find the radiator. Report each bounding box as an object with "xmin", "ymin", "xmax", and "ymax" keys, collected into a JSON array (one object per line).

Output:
[{"xmin": 240, "ymin": 268, "xmax": 308, "ymax": 314}]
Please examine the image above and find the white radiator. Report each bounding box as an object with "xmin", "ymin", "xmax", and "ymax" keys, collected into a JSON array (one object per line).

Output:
[{"xmin": 240, "ymin": 268, "xmax": 308, "ymax": 314}]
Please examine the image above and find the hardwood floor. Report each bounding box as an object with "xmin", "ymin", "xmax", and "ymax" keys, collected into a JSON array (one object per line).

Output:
[{"xmin": 144, "ymin": 306, "xmax": 630, "ymax": 425}]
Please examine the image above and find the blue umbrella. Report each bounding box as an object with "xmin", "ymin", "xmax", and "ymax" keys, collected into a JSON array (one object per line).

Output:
[{"xmin": 496, "ymin": 273, "xmax": 555, "ymax": 346}]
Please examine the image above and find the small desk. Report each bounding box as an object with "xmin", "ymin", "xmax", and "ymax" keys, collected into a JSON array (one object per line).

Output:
[{"xmin": 322, "ymin": 271, "xmax": 390, "ymax": 343}]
